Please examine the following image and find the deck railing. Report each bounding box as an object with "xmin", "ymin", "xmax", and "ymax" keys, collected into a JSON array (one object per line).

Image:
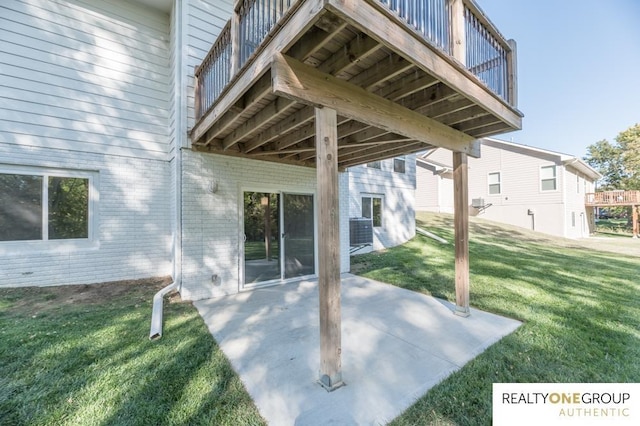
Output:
[
  {"xmin": 378, "ymin": 0, "xmax": 451, "ymax": 53},
  {"xmin": 585, "ymin": 191, "xmax": 640, "ymax": 206},
  {"xmin": 194, "ymin": 0, "xmax": 516, "ymax": 120},
  {"xmin": 238, "ymin": 0, "xmax": 295, "ymax": 66},
  {"xmin": 194, "ymin": 22, "xmax": 231, "ymax": 119}
]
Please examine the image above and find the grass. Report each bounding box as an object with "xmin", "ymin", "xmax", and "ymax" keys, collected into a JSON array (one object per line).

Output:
[
  {"xmin": 595, "ymin": 218, "xmax": 633, "ymax": 236},
  {"xmin": 2, "ymin": 214, "xmax": 638, "ymax": 425},
  {"xmin": 0, "ymin": 278, "xmax": 266, "ymax": 426},
  {"xmin": 349, "ymin": 212, "xmax": 640, "ymax": 425}
]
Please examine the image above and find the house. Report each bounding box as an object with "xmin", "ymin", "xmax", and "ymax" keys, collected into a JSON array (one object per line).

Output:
[
  {"xmin": 1, "ymin": 0, "xmax": 521, "ymax": 388},
  {"xmin": 416, "ymin": 138, "xmax": 601, "ymax": 238},
  {"xmin": 347, "ymin": 155, "xmax": 416, "ymax": 254}
]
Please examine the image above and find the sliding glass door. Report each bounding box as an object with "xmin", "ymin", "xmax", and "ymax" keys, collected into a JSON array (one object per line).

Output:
[{"xmin": 243, "ymin": 191, "xmax": 315, "ymax": 286}]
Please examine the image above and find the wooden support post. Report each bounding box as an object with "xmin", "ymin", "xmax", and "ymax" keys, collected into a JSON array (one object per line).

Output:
[
  {"xmin": 316, "ymin": 107, "xmax": 343, "ymax": 391},
  {"xmin": 633, "ymin": 205, "xmax": 639, "ymax": 239},
  {"xmin": 507, "ymin": 39, "xmax": 518, "ymax": 107},
  {"xmin": 450, "ymin": 0, "xmax": 466, "ymax": 64},
  {"xmin": 230, "ymin": 2, "xmax": 241, "ymax": 77},
  {"xmin": 453, "ymin": 151, "xmax": 470, "ymax": 317}
]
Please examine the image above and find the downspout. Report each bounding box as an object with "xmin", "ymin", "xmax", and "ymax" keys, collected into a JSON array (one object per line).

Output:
[
  {"xmin": 150, "ymin": 281, "xmax": 180, "ymax": 340},
  {"xmin": 150, "ymin": 0, "xmax": 186, "ymax": 340}
]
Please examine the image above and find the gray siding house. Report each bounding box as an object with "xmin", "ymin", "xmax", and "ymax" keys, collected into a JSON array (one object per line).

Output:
[{"xmin": 416, "ymin": 138, "xmax": 601, "ymax": 238}]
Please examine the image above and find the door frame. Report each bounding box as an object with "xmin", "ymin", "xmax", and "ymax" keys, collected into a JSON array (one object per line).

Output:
[{"xmin": 238, "ymin": 185, "xmax": 318, "ymax": 292}]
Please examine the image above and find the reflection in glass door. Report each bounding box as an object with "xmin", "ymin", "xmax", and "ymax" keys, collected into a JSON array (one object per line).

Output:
[
  {"xmin": 243, "ymin": 191, "xmax": 315, "ymax": 286},
  {"xmin": 283, "ymin": 193, "xmax": 315, "ymax": 279},
  {"xmin": 244, "ymin": 192, "xmax": 280, "ymax": 284}
]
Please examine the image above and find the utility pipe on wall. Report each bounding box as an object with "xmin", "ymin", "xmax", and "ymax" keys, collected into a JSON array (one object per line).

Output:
[{"xmin": 149, "ymin": 281, "xmax": 179, "ymax": 340}]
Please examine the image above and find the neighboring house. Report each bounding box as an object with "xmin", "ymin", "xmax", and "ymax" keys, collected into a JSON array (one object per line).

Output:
[
  {"xmin": 416, "ymin": 138, "xmax": 601, "ymax": 238},
  {"xmin": 347, "ymin": 155, "xmax": 416, "ymax": 254}
]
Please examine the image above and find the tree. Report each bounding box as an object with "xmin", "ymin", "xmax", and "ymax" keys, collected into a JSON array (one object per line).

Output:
[{"xmin": 584, "ymin": 123, "xmax": 640, "ymax": 190}]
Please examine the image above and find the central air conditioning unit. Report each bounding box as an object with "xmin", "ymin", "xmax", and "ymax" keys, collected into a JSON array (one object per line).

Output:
[{"xmin": 349, "ymin": 217, "xmax": 373, "ymax": 246}]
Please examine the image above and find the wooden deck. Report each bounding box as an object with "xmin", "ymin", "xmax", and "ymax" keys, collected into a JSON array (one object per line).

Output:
[
  {"xmin": 585, "ymin": 191, "xmax": 640, "ymax": 206},
  {"xmin": 190, "ymin": 0, "xmax": 523, "ymax": 169}
]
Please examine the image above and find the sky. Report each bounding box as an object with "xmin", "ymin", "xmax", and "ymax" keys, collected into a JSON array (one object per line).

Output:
[{"xmin": 476, "ymin": 0, "xmax": 640, "ymax": 158}]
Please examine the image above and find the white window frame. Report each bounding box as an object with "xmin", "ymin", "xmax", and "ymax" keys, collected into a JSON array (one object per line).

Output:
[
  {"xmin": 488, "ymin": 171, "xmax": 501, "ymax": 195},
  {"xmin": 361, "ymin": 194, "xmax": 383, "ymax": 228},
  {"xmin": 540, "ymin": 165, "xmax": 558, "ymax": 192},
  {"xmin": 0, "ymin": 164, "xmax": 98, "ymax": 253}
]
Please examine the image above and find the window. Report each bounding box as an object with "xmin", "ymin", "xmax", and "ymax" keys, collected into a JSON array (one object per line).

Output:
[
  {"xmin": 362, "ymin": 196, "xmax": 382, "ymax": 227},
  {"xmin": 393, "ymin": 157, "xmax": 406, "ymax": 173},
  {"xmin": 576, "ymin": 174, "xmax": 580, "ymax": 193},
  {"xmin": 571, "ymin": 212, "xmax": 576, "ymax": 227},
  {"xmin": 488, "ymin": 172, "xmax": 501, "ymax": 195},
  {"xmin": 366, "ymin": 161, "xmax": 381, "ymax": 169},
  {"xmin": 0, "ymin": 168, "xmax": 94, "ymax": 242},
  {"xmin": 540, "ymin": 165, "xmax": 557, "ymax": 191}
]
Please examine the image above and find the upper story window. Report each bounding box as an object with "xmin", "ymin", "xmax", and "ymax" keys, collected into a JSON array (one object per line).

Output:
[
  {"xmin": 393, "ymin": 157, "xmax": 406, "ymax": 173},
  {"xmin": 488, "ymin": 172, "xmax": 501, "ymax": 195},
  {"xmin": 540, "ymin": 165, "xmax": 557, "ymax": 191},
  {"xmin": 576, "ymin": 174, "xmax": 580, "ymax": 193},
  {"xmin": 0, "ymin": 167, "xmax": 96, "ymax": 243},
  {"xmin": 366, "ymin": 161, "xmax": 381, "ymax": 169},
  {"xmin": 362, "ymin": 195, "xmax": 383, "ymax": 227}
]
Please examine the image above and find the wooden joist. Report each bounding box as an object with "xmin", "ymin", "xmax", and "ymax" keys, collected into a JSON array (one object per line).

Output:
[{"xmin": 272, "ymin": 53, "xmax": 481, "ymax": 157}]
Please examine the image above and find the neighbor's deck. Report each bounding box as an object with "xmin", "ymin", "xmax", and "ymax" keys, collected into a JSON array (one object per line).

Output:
[
  {"xmin": 190, "ymin": 0, "xmax": 523, "ymax": 168},
  {"xmin": 585, "ymin": 191, "xmax": 640, "ymax": 207}
]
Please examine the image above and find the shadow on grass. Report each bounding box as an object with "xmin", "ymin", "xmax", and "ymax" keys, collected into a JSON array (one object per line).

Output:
[
  {"xmin": 0, "ymin": 282, "xmax": 266, "ymax": 426},
  {"xmin": 351, "ymin": 213, "xmax": 640, "ymax": 425}
]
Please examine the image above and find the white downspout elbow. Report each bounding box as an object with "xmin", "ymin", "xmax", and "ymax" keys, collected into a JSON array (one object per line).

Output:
[{"xmin": 149, "ymin": 281, "xmax": 179, "ymax": 340}]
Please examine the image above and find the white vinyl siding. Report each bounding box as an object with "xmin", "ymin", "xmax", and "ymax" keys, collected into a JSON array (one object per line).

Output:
[
  {"xmin": 488, "ymin": 172, "xmax": 501, "ymax": 195},
  {"xmin": 0, "ymin": 0, "xmax": 170, "ymax": 159}
]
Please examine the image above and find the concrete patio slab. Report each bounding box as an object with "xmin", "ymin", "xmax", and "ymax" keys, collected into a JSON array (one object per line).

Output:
[{"xmin": 193, "ymin": 274, "xmax": 521, "ymax": 425}]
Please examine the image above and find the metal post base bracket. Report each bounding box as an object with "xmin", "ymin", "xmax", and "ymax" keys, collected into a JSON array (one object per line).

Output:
[
  {"xmin": 318, "ymin": 374, "xmax": 345, "ymax": 392},
  {"xmin": 454, "ymin": 305, "xmax": 471, "ymax": 317}
]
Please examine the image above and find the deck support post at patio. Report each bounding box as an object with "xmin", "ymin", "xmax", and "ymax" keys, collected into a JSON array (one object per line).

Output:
[
  {"xmin": 633, "ymin": 205, "xmax": 638, "ymax": 238},
  {"xmin": 316, "ymin": 106, "xmax": 343, "ymax": 391},
  {"xmin": 453, "ymin": 151, "xmax": 470, "ymax": 317}
]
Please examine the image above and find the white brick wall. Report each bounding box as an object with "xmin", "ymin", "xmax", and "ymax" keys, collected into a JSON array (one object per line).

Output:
[
  {"xmin": 0, "ymin": 145, "xmax": 173, "ymax": 287},
  {"xmin": 180, "ymin": 151, "xmax": 351, "ymax": 301}
]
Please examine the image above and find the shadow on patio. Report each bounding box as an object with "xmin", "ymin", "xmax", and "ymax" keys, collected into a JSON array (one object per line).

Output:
[{"xmin": 194, "ymin": 274, "xmax": 520, "ymax": 425}]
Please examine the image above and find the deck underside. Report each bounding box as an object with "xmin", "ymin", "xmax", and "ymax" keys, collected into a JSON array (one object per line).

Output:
[{"xmin": 191, "ymin": 0, "xmax": 523, "ymax": 169}]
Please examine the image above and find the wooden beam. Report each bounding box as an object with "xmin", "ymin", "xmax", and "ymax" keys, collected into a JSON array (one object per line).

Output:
[
  {"xmin": 633, "ymin": 205, "xmax": 639, "ymax": 239},
  {"xmin": 272, "ymin": 53, "xmax": 481, "ymax": 157},
  {"xmin": 223, "ymin": 97, "xmax": 296, "ymax": 150},
  {"xmin": 348, "ymin": 54, "xmax": 413, "ymax": 90},
  {"xmin": 243, "ymin": 106, "xmax": 315, "ymax": 153},
  {"xmin": 288, "ymin": 20, "xmax": 348, "ymax": 61},
  {"xmin": 316, "ymin": 107, "xmax": 343, "ymax": 391},
  {"xmin": 325, "ymin": 0, "xmax": 522, "ymax": 130},
  {"xmin": 339, "ymin": 142, "xmax": 428, "ymax": 168},
  {"xmin": 317, "ymin": 33, "xmax": 381, "ymax": 76},
  {"xmin": 453, "ymin": 151, "xmax": 470, "ymax": 317}
]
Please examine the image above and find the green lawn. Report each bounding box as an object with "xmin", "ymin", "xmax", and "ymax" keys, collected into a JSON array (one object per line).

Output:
[
  {"xmin": 352, "ymin": 212, "xmax": 640, "ymax": 425},
  {"xmin": 1, "ymin": 213, "xmax": 638, "ymax": 425},
  {"xmin": 0, "ymin": 278, "xmax": 266, "ymax": 426}
]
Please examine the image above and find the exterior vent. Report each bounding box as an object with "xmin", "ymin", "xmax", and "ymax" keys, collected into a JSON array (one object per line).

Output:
[{"xmin": 349, "ymin": 217, "xmax": 373, "ymax": 246}]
